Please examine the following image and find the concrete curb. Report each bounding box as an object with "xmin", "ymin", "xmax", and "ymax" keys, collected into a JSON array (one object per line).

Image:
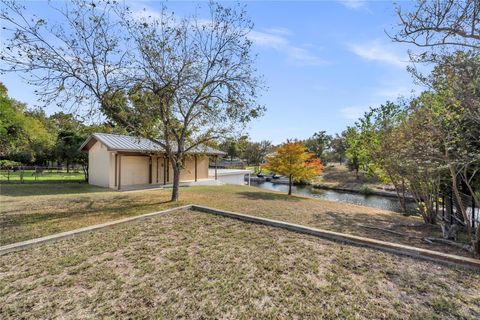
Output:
[
  {"xmin": 0, "ymin": 205, "xmax": 192, "ymax": 256},
  {"xmin": 1, "ymin": 203, "xmax": 479, "ymax": 270},
  {"xmin": 191, "ymin": 205, "xmax": 480, "ymax": 270}
]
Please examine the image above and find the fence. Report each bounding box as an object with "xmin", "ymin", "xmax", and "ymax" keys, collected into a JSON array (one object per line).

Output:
[
  {"xmin": 0, "ymin": 166, "xmax": 85, "ymax": 183},
  {"xmin": 436, "ymin": 190, "xmax": 479, "ymax": 230}
]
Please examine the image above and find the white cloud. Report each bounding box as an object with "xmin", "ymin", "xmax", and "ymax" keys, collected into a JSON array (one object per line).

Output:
[
  {"xmin": 339, "ymin": 0, "xmax": 368, "ymax": 10},
  {"xmin": 131, "ymin": 6, "xmax": 165, "ymax": 21},
  {"xmin": 249, "ymin": 29, "xmax": 327, "ymax": 66},
  {"xmin": 349, "ymin": 41, "xmax": 409, "ymax": 68},
  {"xmin": 129, "ymin": 5, "xmax": 327, "ymax": 67},
  {"xmin": 341, "ymin": 106, "xmax": 369, "ymax": 120},
  {"xmin": 375, "ymin": 86, "xmax": 414, "ymax": 100},
  {"xmin": 249, "ymin": 30, "xmax": 288, "ymax": 48},
  {"xmin": 263, "ymin": 27, "xmax": 292, "ymax": 36}
]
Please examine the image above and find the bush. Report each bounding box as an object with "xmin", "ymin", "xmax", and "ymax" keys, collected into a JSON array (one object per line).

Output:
[{"xmin": 0, "ymin": 160, "xmax": 22, "ymax": 169}]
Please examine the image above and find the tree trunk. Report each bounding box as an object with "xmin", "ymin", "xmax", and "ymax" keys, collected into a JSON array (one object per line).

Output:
[
  {"xmin": 66, "ymin": 160, "xmax": 70, "ymax": 173},
  {"xmin": 387, "ymin": 171, "xmax": 407, "ymax": 213},
  {"xmin": 171, "ymin": 161, "xmax": 181, "ymax": 202},
  {"xmin": 288, "ymin": 175, "xmax": 292, "ymax": 195},
  {"xmin": 462, "ymin": 180, "xmax": 480, "ymax": 256},
  {"xmin": 353, "ymin": 156, "xmax": 359, "ymax": 180},
  {"xmin": 82, "ymin": 164, "xmax": 88, "ymax": 182},
  {"xmin": 472, "ymin": 222, "xmax": 479, "ymax": 257},
  {"xmin": 448, "ymin": 165, "xmax": 472, "ymax": 240}
]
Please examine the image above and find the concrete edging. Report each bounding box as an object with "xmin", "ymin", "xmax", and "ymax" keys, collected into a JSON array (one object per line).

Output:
[
  {"xmin": 1, "ymin": 203, "xmax": 479, "ymax": 270},
  {"xmin": 0, "ymin": 205, "xmax": 192, "ymax": 256},
  {"xmin": 191, "ymin": 205, "xmax": 480, "ymax": 270}
]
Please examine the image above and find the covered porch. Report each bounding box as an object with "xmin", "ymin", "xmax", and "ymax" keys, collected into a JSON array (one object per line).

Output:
[
  {"xmin": 118, "ymin": 178, "xmax": 223, "ymax": 192},
  {"xmin": 113, "ymin": 152, "xmax": 221, "ymax": 190}
]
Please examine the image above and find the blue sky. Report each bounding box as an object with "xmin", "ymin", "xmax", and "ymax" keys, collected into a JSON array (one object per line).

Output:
[{"xmin": 2, "ymin": 0, "xmax": 421, "ymax": 144}]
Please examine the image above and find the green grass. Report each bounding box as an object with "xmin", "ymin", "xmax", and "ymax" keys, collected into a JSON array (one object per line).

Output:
[
  {"xmin": 246, "ymin": 165, "xmax": 272, "ymax": 174},
  {"xmin": 0, "ymin": 183, "xmax": 105, "ymax": 197},
  {"xmin": 0, "ymin": 183, "xmax": 468, "ymax": 257},
  {"xmin": 314, "ymin": 164, "xmax": 390, "ymax": 192},
  {"xmin": 1, "ymin": 209, "xmax": 478, "ymax": 319},
  {"xmin": 0, "ymin": 170, "xmax": 85, "ymax": 183}
]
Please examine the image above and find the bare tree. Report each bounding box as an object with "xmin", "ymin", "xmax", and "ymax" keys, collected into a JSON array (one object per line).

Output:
[
  {"xmin": 1, "ymin": 0, "xmax": 264, "ymax": 201},
  {"xmin": 0, "ymin": 0, "xmax": 132, "ymax": 113},
  {"xmin": 391, "ymin": 0, "xmax": 480, "ymax": 51}
]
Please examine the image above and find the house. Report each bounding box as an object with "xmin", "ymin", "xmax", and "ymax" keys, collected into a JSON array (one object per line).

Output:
[{"xmin": 80, "ymin": 133, "xmax": 232, "ymax": 189}]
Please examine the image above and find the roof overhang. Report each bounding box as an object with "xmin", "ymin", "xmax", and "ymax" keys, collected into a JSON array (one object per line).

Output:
[
  {"xmin": 79, "ymin": 135, "xmax": 98, "ymax": 153},
  {"xmin": 79, "ymin": 133, "xmax": 226, "ymax": 156}
]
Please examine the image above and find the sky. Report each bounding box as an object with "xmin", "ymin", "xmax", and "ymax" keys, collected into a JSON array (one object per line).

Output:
[{"xmin": 1, "ymin": 0, "xmax": 422, "ymax": 144}]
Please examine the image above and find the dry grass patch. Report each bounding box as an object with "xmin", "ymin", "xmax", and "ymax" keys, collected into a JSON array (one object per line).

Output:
[
  {"xmin": 0, "ymin": 184, "xmax": 468, "ymax": 256},
  {"xmin": 1, "ymin": 209, "xmax": 479, "ymax": 319}
]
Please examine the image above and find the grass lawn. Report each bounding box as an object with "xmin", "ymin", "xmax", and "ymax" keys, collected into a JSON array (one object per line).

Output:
[
  {"xmin": 1, "ymin": 209, "xmax": 479, "ymax": 319},
  {"xmin": 0, "ymin": 170, "xmax": 85, "ymax": 183},
  {"xmin": 0, "ymin": 183, "xmax": 472, "ymax": 257},
  {"xmin": 245, "ymin": 165, "xmax": 272, "ymax": 175},
  {"xmin": 315, "ymin": 163, "xmax": 393, "ymax": 192}
]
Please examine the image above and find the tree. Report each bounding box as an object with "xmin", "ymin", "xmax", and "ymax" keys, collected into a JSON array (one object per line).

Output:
[
  {"xmin": 0, "ymin": 83, "xmax": 55, "ymax": 164},
  {"xmin": 1, "ymin": 0, "xmax": 264, "ymax": 201},
  {"xmin": 355, "ymin": 102, "xmax": 410, "ymax": 213},
  {"xmin": 391, "ymin": 0, "xmax": 480, "ymax": 52},
  {"xmin": 391, "ymin": 0, "xmax": 480, "ymax": 83},
  {"xmin": 49, "ymin": 112, "xmax": 85, "ymax": 173},
  {"xmin": 395, "ymin": 98, "xmax": 447, "ymax": 223},
  {"xmin": 304, "ymin": 131, "xmax": 331, "ymax": 162},
  {"xmin": 328, "ymin": 132, "xmax": 347, "ymax": 163},
  {"xmin": 344, "ymin": 127, "xmax": 363, "ymax": 180},
  {"xmin": 244, "ymin": 140, "xmax": 272, "ymax": 171},
  {"xmin": 265, "ymin": 142, "xmax": 323, "ymax": 195},
  {"xmin": 390, "ymin": 0, "xmax": 480, "ymax": 252},
  {"xmin": 413, "ymin": 53, "xmax": 480, "ymax": 252},
  {"xmin": 219, "ymin": 135, "xmax": 249, "ymax": 162}
]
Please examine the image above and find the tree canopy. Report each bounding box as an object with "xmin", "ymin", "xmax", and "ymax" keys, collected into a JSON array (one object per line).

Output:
[
  {"xmin": 265, "ymin": 142, "xmax": 323, "ymax": 195},
  {"xmin": 1, "ymin": 0, "xmax": 264, "ymax": 201}
]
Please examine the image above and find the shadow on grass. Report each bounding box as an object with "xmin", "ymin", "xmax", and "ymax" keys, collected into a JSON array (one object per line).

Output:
[
  {"xmin": 0, "ymin": 198, "xmax": 177, "ymax": 245},
  {"xmin": 236, "ymin": 191, "xmax": 301, "ymax": 202},
  {"xmin": 0, "ymin": 183, "xmax": 109, "ymax": 197},
  {"xmin": 316, "ymin": 211, "xmax": 402, "ymax": 230}
]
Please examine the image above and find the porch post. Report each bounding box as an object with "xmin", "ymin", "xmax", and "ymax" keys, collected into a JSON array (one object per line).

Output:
[
  {"xmin": 214, "ymin": 155, "xmax": 218, "ymax": 180},
  {"xmin": 163, "ymin": 156, "xmax": 167, "ymax": 185},
  {"xmin": 114, "ymin": 153, "xmax": 118, "ymax": 187},
  {"xmin": 117, "ymin": 155, "xmax": 121, "ymax": 190},
  {"xmin": 149, "ymin": 155, "xmax": 152, "ymax": 184},
  {"xmin": 194, "ymin": 155, "xmax": 198, "ymax": 182},
  {"xmin": 166, "ymin": 157, "xmax": 170, "ymax": 182},
  {"xmin": 156, "ymin": 157, "xmax": 159, "ymax": 184}
]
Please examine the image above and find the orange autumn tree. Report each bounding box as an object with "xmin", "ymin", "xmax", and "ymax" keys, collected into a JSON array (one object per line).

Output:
[{"xmin": 265, "ymin": 142, "xmax": 324, "ymax": 195}]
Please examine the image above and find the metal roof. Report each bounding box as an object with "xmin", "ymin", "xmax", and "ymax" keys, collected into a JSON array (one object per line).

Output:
[{"xmin": 80, "ymin": 133, "xmax": 226, "ymax": 155}]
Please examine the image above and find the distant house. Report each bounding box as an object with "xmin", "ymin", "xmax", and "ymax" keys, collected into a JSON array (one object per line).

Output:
[{"xmin": 80, "ymin": 133, "xmax": 229, "ymax": 189}]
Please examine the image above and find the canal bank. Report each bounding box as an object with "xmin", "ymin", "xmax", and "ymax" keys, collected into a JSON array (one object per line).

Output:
[
  {"xmin": 311, "ymin": 183, "xmax": 412, "ymax": 199},
  {"xmin": 250, "ymin": 180, "xmax": 418, "ymax": 214}
]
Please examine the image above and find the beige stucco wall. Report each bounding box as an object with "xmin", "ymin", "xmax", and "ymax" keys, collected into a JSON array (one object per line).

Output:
[
  {"xmin": 180, "ymin": 156, "xmax": 195, "ymax": 181},
  {"xmin": 88, "ymin": 141, "xmax": 110, "ymax": 188},
  {"xmin": 120, "ymin": 156, "xmax": 150, "ymax": 186},
  {"xmin": 180, "ymin": 155, "xmax": 209, "ymax": 181},
  {"xmin": 108, "ymin": 153, "xmax": 116, "ymax": 188},
  {"xmin": 153, "ymin": 156, "xmax": 165, "ymax": 184},
  {"xmin": 88, "ymin": 144, "xmax": 211, "ymax": 188},
  {"xmin": 196, "ymin": 156, "xmax": 209, "ymax": 179}
]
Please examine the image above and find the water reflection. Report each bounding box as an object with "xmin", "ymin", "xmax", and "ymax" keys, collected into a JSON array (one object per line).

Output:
[{"xmin": 251, "ymin": 181, "xmax": 417, "ymax": 214}]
